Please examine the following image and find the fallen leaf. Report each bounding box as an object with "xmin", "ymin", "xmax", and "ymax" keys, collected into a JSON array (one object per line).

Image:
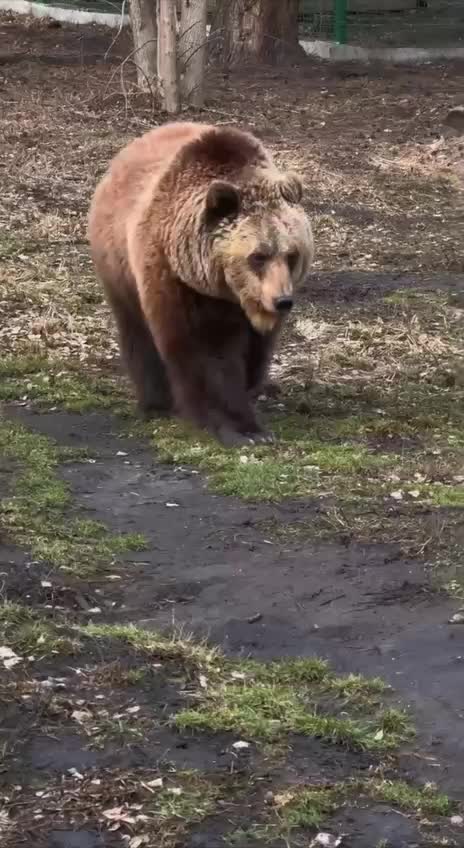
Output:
[
  {"xmin": 311, "ymin": 834, "xmax": 343, "ymax": 847},
  {"xmin": 71, "ymin": 710, "xmax": 92, "ymax": 723},
  {"xmin": 39, "ymin": 677, "xmax": 66, "ymax": 689},
  {"xmin": 0, "ymin": 647, "xmax": 19, "ymax": 659},
  {"xmin": 68, "ymin": 767, "xmax": 84, "ymax": 780},
  {"xmin": 232, "ymin": 740, "xmax": 250, "ymax": 751},
  {"xmin": 449, "ymin": 613, "xmax": 464, "ymax": 625},
  {"xmin": 130, "ymin": 836, "xmax": 149, "ymax": 848},
  {"xmin": 0, "ymin": 647, "xmax": 22, "ymax": 668},
  {"xmin": 142, "ymin": 777, "xmax": 163, "ymax": 792},
  {"xmin": 102, "ymin": 806, "xmax": 136, "ymax": 824}
]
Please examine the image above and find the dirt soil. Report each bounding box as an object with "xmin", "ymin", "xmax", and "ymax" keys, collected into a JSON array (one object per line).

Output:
[
  {"xmin": 1, "ymin": 11, "xmax": 464, "ymax": 848},
  {"xmin": 7, "ymin": 403, "xmax": 464, "ymax": 781},
  {"xmin": 2, "ymin": 397, "xmax": 464, "ymax": 847}
]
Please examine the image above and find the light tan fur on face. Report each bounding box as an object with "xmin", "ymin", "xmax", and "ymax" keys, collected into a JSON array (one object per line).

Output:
[{"xmin": 215, "ymin": 199, "xmax": 314, "ymax": 334}]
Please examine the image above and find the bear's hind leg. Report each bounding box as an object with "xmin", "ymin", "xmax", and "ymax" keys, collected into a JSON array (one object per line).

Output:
[{"xmin": 108, "ymin": 291, "xmax": 172, "ymax": 417}]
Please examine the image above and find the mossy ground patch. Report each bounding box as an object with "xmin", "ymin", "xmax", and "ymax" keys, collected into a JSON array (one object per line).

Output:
[{"xmin": 0, "ymin": 416, "xmax": 147, "ymax": 576}]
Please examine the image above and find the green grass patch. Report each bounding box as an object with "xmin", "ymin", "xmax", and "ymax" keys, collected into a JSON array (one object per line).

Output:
[
  {"xmin": 173, "ymin": 661, "xmax": 411, "ymax": 751},
  {"xmin": 257, "ymin": 786, "xmax": 337, "ymax": 844},
  {"xmin": 229, "ymin": 777, "xmax": 453, "ymax": 845},
  {"xmin": 247, "ymin": 658, "xmax": 388, "ymax": 703},
  {"xmin": 0, "ymin": 355, "xmax": 129, "ymax": 414},
  {"xmin": 81, "ymin": 622, "xmax": 410, "ymax": 751},
  {"xmin": 174, "ymin": 680, "xmax": 411, "ymax": 750},
  {"xmin": 0, "ymin": 601, "xmax": 78, "ymax": 656},
  {"xmin": 94, "ymin": 663, "xmax": 157, "ymax": 688},
  {"xmin": 0, "ymin": 417, "xmax": 147, "ymax": 575},
  {"xmin": 143, "ymin": 413, "xmax": 398, "ymax": 502},
  {"xmin": 276, "ymin": 786, "xmax": 336, "ymax": 829},
  {"xmin": 426, "ymin": 484, "xmax": 464, "ymax": 508},
  {"xmin": 366, "ymin": 778, "xmax": 452, "ymax": 817},
  {"xmin": 141, "ymin": 388, "xmax": 464, "ymax": 503},
  {"xmin": 150, "ymin": 772, "xmax": 219, "ymax": 827},
  {"xmin": 82, "ymin": 622, "xmax": 219, "ymax": 670}
]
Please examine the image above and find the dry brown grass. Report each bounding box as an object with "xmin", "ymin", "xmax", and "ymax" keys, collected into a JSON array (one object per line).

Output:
[
  {"xmin": 279, "ymin": 295, "xmax": 464, "ymax": 391},
  {"xmin": 0, "ymin": 11, "xmax": 463, "ymax": 392}
]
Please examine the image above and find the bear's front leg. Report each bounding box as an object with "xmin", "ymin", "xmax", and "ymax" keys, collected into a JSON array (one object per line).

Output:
[
  {"xmin": 139, "ymin": 276, "xmax": 271, "ymax": 446},
  {"xmin": 205, "ymin": 357, "xmax": 274, "ymax": 446},
  {"xmin": 162, "ymin": 346, "xmax": 270, "ymax": 447},
  {"xmin": 247, "ymin": 323, "xmax": 280, "ymax": 398}
]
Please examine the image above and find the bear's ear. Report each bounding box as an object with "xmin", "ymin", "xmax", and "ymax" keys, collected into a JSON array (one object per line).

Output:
[
  {"xmin": 205, "ymin": 180, "xmax": 241, "ymax": 224},
  {"xmin": 280, "ymin": 172, "xmax": 303, "ymax": 204}
]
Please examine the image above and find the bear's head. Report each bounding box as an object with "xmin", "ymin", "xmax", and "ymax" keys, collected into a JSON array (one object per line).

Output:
[
  {"xmin": 162, "ymin": 126, "xmax": 313, "ymax": 332},
  {"xmin": 205, "ymin": 172, "xmax": 313, "ymax": 334}
]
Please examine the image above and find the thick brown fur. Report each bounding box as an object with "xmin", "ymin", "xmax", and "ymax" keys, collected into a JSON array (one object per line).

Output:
[{"xmin": 88, "ymin": 122, "xmax": 313, "ymax": 445}]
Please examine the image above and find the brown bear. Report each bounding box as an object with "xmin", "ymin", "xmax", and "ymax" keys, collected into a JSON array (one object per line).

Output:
[{"xmin": 87, "ymin": 121, "xmax": 313, "ymax": 446}]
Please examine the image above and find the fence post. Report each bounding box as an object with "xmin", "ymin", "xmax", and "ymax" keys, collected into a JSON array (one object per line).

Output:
[{"xmin": 334, "ymin": 0, "xmax": 347, "ymax": 44}]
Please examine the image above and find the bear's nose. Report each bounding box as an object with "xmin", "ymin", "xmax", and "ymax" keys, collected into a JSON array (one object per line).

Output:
[{"xmin": 274, "ymin": 296, "xmax": 294, "ymax": 312}]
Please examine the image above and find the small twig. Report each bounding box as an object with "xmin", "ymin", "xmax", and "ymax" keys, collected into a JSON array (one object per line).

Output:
[
  {"xmin": 104, "ymin": 0, "xmax": 127, "ymax": 61},
  {"xmin": 103, "ymin": 38, "xmax": 158, "ymax": 101}
]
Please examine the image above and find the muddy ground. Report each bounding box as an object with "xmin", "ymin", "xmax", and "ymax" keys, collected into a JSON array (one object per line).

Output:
[
  {"xmin": 2, "ymin": 396, "xmax": 464, "ymax": 847},
  {"xmin": 1, "ymin": 10, "xmax": 464, "ymax": 848}
]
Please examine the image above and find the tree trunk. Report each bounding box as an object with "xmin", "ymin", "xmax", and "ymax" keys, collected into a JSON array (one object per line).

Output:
[
  {"xmin": 129, "ymin": 0, "xmax": 157, "ymax": 91},
  {"xmin": 179, "ymin": 0, "xmax": 207, "ymax": 107},
  {"xmin": 157, "ymin": 0, "xmax": 180, "ymax": 113},
  {"xmin": 220, "ymin": 0, "xmax": 302, "ymax": 66}
]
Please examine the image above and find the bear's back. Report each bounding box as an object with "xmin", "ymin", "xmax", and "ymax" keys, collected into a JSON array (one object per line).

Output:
[
  {"xmin": 89, "ymin": 122, "xmax": 213, "ymax": 232},
  {"xmin": 88, "ymin": 122, "xmax": 214, "ymax": 287},
  {"xmin": 108, "ymin": 122, "xmax": 214, "ymax": 202}
]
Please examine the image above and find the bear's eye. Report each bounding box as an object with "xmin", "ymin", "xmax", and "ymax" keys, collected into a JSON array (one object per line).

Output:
[
  {"xmin": 249, "ymin": 251, "xmax": 271, "ymax": 271},
  {"xmin": 287, "ymin": 250, "xmax": 300, "ymax": 273}
]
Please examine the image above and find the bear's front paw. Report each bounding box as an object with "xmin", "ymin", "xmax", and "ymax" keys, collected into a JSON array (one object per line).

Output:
[
  {"xmin": 246, "ymin": 430, "xmax": 274, "ymax": 445},
  {"xmin": 216, "ymin": 426, "xmax": 256, "ymax": 448},
  {"xmin": 139, "ymin": 405, "xmax": 172, "ymax": 421},
  {"xmin": 219, "ymin": 428, "xmax": 275, "ymax": 447}
]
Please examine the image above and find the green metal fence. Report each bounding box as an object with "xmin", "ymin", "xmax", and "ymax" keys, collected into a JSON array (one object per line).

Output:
[
  {"xmin": 299, "ymin": 0, "xmax": 464, "ymax": 47},
  {"xmin": 10, "ymin": 0, "xmax": 464, "ymax": 49}
]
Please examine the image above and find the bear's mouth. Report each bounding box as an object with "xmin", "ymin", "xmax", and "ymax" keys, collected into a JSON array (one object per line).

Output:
[
  {"xmin": 252, "ymin": 312, "xmax": 279, "ymax": 334},
  {"xmin": 241, "ymin": 297, "xmax": 280, "ymax": 334}
]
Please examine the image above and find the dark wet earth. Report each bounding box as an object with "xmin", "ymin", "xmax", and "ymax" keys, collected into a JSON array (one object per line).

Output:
[{"xmin": 1, "ymin": 400, "xmax": 464, "ymax": 847}]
